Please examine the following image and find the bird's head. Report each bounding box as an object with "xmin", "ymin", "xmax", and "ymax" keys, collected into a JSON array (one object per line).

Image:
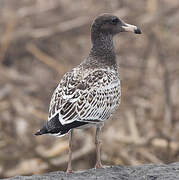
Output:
[{"xmin": 91, "ymin": 13, "xmax": 142, "ymax": 36}]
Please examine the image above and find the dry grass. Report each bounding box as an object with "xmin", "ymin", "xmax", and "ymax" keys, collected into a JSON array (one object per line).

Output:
[{"xmin": 0, "ymin": 0, "xmax": 179, "ymax": 178}]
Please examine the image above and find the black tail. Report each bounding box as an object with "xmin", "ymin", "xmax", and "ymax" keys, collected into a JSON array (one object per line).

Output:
[
  {"xmin": 34, "ymin": 113, "xmax": 88, "ymax": 136},
  {"xmin": 34, "ymin": 125, "xmax": 48, "ymax": 136}
]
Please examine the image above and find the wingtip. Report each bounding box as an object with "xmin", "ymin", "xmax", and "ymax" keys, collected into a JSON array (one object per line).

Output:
[
  {"xmin": 34, "ymin": 130, "xmax": 42, "ymax": 136},
  {"xmin": 34, "ymin": 125, "xmax": 48, "ymax": 136}
]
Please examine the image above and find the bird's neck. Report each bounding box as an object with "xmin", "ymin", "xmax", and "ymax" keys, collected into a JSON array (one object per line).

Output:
[{"xmin": 88, "ymin": 32, "xmax": 116, "ymax": 68}]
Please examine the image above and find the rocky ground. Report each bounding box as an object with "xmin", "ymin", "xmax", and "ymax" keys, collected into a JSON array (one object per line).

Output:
[{"xmin": 4, "ymin": 163, "xmax": 179, "ymax": 180}]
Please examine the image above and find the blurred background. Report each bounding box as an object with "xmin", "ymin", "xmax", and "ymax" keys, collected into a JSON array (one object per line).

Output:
[{"xmin": 0, "ymin": 0, "xmax": 179, "ymax": 178}]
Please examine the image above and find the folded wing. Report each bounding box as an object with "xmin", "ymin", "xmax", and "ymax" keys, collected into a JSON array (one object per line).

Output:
[{"xmin": 48, "ymin": 66, "xmax": 121, "ymax": 127}]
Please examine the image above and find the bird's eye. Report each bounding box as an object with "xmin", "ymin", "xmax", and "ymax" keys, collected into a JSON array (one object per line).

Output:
[{"xmin": 111, "ymin": 17, "xmax": 119, "ymax": 25}]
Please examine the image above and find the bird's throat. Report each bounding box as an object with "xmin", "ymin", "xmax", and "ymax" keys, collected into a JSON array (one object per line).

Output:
[{"xmin": 89, "ymin": 32, "xmax": 116, "ymax": 67}]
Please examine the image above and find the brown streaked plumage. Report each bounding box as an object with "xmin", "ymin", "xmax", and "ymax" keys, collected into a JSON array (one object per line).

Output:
[{"xmin": 35, "ymin": 13, "xmax": 142, "ymax": 172}]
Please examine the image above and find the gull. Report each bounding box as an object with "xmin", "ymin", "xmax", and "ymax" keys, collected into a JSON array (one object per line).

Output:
[{"xmin": 35, "ymin": 13, "xmax": 141, "ymax": 173}]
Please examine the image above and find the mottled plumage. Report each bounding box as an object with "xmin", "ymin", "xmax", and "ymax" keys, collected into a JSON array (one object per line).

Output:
[
  {"xmin": 35, "ymin": 13, "xmax": 141, "ymax": 172},
  {"xmin": 48, "ymin": 64, "xmax": 120, "ymax": 134}
]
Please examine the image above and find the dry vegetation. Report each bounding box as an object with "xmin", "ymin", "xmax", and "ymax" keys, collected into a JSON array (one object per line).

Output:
[{"xmin": 0, "ymin": 0, "xmax": 179, "ymax": 178}]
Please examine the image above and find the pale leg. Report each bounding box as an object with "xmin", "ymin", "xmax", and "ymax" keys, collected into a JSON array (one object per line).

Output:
[
  {"xmin": 95, "ymin": 125, "xmax": 103, "ymax": 168},
  {"xmin": 66, "ymin": 129, "xmax": 73, "ymax": 173}
]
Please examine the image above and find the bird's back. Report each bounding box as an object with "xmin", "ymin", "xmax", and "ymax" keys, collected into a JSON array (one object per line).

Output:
[{"xmin": 49, "ymin": 59, "xmax": 121, "ymax": 121}]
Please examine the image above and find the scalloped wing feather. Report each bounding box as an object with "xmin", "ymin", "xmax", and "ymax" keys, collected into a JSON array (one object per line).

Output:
[{"xmin": 48, "ymin": 66, "xmax": 121, "ymax": 125}]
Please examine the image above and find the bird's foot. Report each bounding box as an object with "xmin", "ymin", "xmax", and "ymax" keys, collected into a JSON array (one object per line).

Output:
[
  {"xmin": 95, "ymin": 162, "xmax": 104, "ymax": 169},
  {"xmin": 66, "ymin": 168, "xmax": 73, "ymax": 173},
  {"xmin": 66, "ymin": 169, "xmax": 73, "ymax": 174}
]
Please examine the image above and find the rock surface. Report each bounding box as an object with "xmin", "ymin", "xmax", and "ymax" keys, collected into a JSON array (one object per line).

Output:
[{"xmin": 4, "ymin": 163, "xmax": 179, "ymax": 180}]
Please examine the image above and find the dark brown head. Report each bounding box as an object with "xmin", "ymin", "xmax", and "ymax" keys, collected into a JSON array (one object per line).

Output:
[
  {"xmin": 91, "ymin": 13, "xmax": 142, "ymax": 36},
  {"xmin": 88, "ymin": 14, "xmax": 141, "ymax": 67}
]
